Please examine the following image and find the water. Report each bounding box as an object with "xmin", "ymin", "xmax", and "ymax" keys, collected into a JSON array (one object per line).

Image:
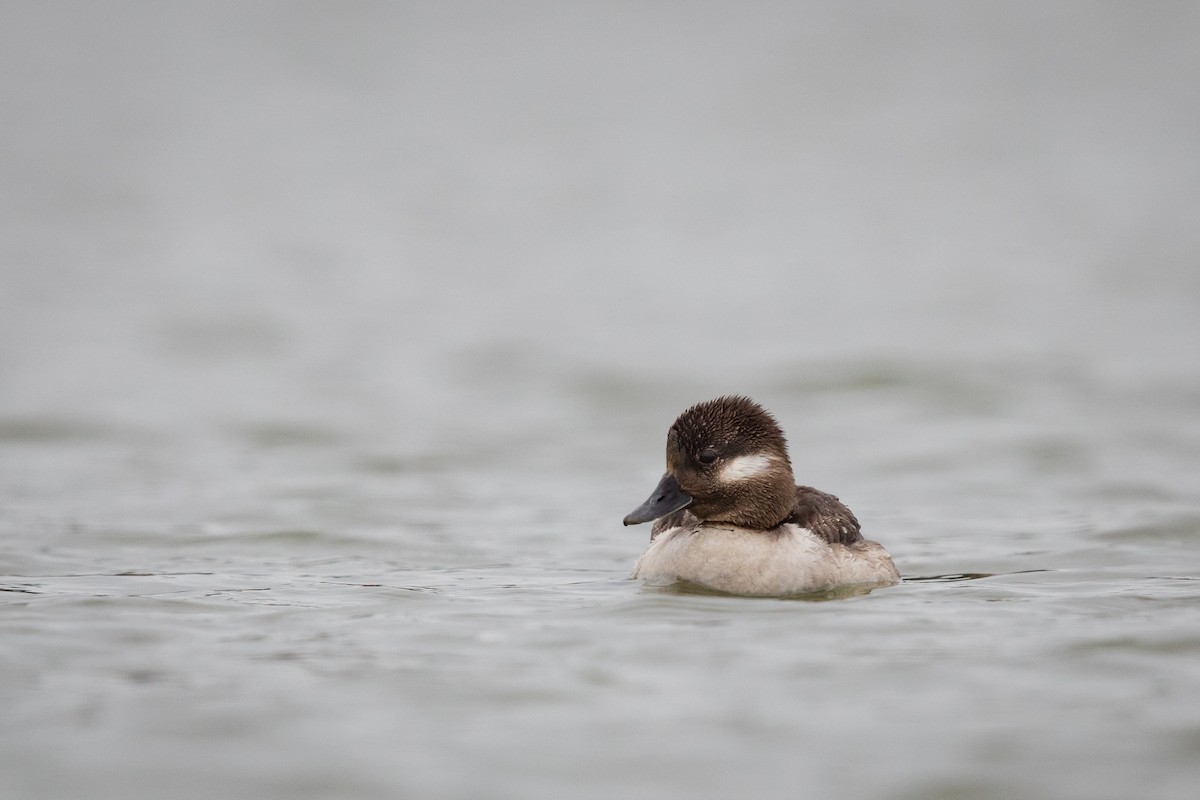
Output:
[{"xmin": 3, "ymin": 3, "xmax": 1200, "ymax": 798}]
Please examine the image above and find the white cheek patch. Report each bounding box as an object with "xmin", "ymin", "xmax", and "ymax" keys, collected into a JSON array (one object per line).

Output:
[{"xmin": 719, "ymin": 453, "xmax": 776, "ymax": 482}]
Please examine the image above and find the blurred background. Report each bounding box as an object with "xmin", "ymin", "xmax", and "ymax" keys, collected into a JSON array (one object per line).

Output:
[
  {"xmin": 2, "ymin": 3, "xmax": 1199, "ymax": 799},
  {"xmin": 4, "ymin": 2, "xmax": 1197, "ymax": 431}
]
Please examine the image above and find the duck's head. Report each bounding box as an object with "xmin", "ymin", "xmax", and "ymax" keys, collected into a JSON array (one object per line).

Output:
[{"xmin": 623, "ymin": 396, "xmax": 797, "ymax": 531}]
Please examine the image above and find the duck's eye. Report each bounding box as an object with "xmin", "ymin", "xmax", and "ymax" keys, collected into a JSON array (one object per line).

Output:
[{"xmin": 698, "ymin": 448, "xmax": 718, "ymax": 465}]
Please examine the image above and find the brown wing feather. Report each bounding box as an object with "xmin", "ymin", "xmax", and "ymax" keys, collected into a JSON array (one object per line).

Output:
[{"xmin": 787, "ymin": 486, "xmax": 864, "ymax": 545}]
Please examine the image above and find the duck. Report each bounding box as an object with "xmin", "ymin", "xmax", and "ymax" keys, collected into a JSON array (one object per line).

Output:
[{"xmin": 623, "ymin": 395, "xmax": 900, "ymax": 596}]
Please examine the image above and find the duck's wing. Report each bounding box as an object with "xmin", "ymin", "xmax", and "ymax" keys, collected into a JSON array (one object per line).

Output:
[{"xmin": 788, "ymin": 486, "xmax": 863, "ymax": 545}]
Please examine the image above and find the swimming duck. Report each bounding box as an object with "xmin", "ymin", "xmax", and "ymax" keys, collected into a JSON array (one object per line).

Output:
[{"xmin": 624, "ymin": 396, "xmax": 900, "ymax": 596}]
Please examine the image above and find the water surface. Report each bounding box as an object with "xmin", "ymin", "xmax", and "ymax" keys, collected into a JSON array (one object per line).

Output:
[{"xmin": 3, "ymin": 3, "xmax": 1200, "ymax": 799}]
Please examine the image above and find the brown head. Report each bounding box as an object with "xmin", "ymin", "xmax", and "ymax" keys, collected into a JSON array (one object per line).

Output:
[{"xmin": 623, "ymin": 396, "xmax": 798, "ymax": 530}]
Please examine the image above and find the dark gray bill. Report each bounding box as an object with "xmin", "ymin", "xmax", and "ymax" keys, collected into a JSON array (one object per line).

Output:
[{"xmin": 623, "ymin": 472, "xmax": 693, "ymax": 526}]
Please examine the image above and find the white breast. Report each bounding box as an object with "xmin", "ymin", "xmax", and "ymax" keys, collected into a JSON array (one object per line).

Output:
[{"xmin": 632, "ymin": 523, "xmax": 900, "ymax": 596}]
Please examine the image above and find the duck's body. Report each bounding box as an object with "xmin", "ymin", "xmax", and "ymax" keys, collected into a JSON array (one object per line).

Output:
[
  {"xmin": 633, "ymin": 521, "xmax": 899, "ymax": 596},
  {"xmin": 624, "ymin": 397, "xmax": 899, "ymax": 597}
]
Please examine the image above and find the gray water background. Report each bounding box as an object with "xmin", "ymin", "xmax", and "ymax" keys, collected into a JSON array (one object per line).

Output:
[{"xmin": 3, "ymin": 3, "xmax": 1200, "ymax": 798}]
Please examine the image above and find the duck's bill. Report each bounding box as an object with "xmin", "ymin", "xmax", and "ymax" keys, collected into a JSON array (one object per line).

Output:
[{"xmin": 623, "ymin": 473, "xmax": 693, "ymax": 526}]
